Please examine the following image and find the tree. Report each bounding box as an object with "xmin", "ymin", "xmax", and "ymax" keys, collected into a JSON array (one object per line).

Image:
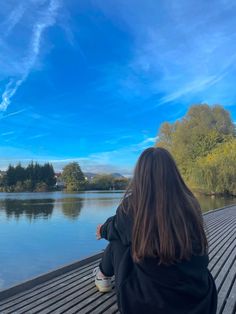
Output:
[
  {"xmin": 5, "ymin": 165, "xmax": 17, "ymax": 186},
  {"xmin": 192, "ymin": 138, "xmax": 236, "ymax": 195},
  {"xmin": 156, "ymin": 104, "xmax": 236, "ymax": 194},
  {"xmin": 90, "ymin": 174, "xmax": 115, "ymax": 190},
  {"xmin": 62, "ymin": 162, "xmax": 85, "ymax": 191},
  {"xmin": 41, "ymin": 163, "xmax": 56, "ymax": 188},
  {"xmin": 2, "ymin": 162, "xmax": 56, "ymax": 192},
  {"xmin": 113, "ymin": 177, "xmax": 129, "ymax": 190}
]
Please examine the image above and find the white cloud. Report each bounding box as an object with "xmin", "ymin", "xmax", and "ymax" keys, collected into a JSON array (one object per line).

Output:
[
  {"xmin": 157, "ymin": 74, "xmax": 227, "ymax": 106},
  {"xmin": 0, "ymin": 0, "xmax": 61, "ymax": 111},
  {"xmin": 3, "ymin": 3, "xmax": 26, "ymax": 36},
  {"xmin": 27, "ymin": 133, "xmax": 48, "ymax": 140},
  {"xmin": 1, "ymin": 131, "xmax": 15, "ymax": 136},
  {"xmin": 0, "ymin": 108, "xmax": 27, "ymax": 120},
  {"xmin": 94, "ymin": 0, "xmax": 236, "ymax": 108},
  {"xmin": 47, "ymin": 136, "xmax": 158, "ymax": 174}
]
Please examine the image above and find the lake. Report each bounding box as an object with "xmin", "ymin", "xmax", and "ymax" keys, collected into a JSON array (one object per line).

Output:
[{"xmin": 0, "ymin": 191, "xmax": 235, "ymax": 290}]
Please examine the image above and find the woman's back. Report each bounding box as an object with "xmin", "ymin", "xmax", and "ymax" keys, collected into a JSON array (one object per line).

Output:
[
  {"xmin": 101, "ymin": 201, "xmax": 217, "ymax": 314},
  {"xmin": 98, "ymin": 147, "xmax": 217, "ymax": 313}
]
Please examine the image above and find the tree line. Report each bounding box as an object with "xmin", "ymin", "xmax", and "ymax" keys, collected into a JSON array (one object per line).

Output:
[
  {"xmin": 0, "ymin": 162, "xmax": 56, "ymax": 192},
  {"xmin": 156, "ymin": 104, "xmax": 236, "ymax": 195},
  {"xmin": 0, "ymin": 161, "xmax": 129, "ymax": 192},
  {"xmin": 61, "ymin": 162, "xmax": 129, "ymax": 191}
]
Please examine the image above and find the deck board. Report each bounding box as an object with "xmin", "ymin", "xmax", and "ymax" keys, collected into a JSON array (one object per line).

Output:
[{"xmin": 0, "ymin": 204, "xmax": 235, "ymax": 314}]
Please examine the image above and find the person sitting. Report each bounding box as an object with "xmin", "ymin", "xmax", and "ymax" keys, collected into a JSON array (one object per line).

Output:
[{"xmin": 94, "ymin": 147, "xmax": 217, "ymax": 314}]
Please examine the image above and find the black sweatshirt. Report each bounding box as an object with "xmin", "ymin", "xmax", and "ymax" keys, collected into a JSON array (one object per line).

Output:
[{"xmin": 101, "ymin": 203, "xmax": 217, "ymax": 314}]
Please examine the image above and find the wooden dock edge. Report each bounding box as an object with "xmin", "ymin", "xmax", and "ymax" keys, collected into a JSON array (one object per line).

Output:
[
  {"xmin": 203, "ymin": 203, "xmax": 236, "ymax": 216},
  {"xmin": 0, "ymin": 252, "xmax": 103, "ymax": 301}
]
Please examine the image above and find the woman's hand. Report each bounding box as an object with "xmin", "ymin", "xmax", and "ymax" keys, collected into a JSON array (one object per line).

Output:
[{"xmin": 96, "ymin": 224, "xmax": 103, "ymax": 240}]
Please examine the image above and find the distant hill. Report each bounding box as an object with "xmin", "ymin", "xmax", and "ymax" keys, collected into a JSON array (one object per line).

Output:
[
  {"xmin": 84, "ymin": 172, "xmax": 97, "ymax": 181},
  {"xmin": 110, "ymin": 173, "xmax": 125, "ymax": 178},
  {"xmin": 84, "ymin": 172, "xmax": 125, "ymax": 181}
]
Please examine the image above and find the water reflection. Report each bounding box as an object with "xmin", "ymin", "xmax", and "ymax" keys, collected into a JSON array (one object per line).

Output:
[
  {"xmin": 0, "ymin": 193, "xmax": 235, "ymax": 222},
  {"xmin": 195, "ymin": 193, "xmax": 236, "ymax": 212},
  {"xmin": 0, "ymin": 199, "xmax": 54, "ymax": 220},
  {"xmin": 61, "ymin": 198, "xmax": 84, "ymax": 220},
  {"xmin": 0, "ymin": 197, "xmax": 86, "ymax": 220}
]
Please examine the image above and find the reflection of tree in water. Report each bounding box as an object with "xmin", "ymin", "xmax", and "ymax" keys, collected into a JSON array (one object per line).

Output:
[
  {"xmin": 0, "ymin": 199, "xmax": 54, "ymax": 220},
  {"xmin": 61, "ymin": 198, "xmax": 84, "ymax": 220},
  {"xmin": 195, "ymin": 193, "xmax": 236, "ymax": 212}
]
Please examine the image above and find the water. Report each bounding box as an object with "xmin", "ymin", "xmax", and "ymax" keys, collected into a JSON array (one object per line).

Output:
[{"xmin": 0, "ymin": 191, "xmax": 235, "ymax": 290}]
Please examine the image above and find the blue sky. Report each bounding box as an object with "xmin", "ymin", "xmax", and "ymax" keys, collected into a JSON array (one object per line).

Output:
[{"xmin": 0, "ymin": 0, "xmax": 236, "ymax": 175}]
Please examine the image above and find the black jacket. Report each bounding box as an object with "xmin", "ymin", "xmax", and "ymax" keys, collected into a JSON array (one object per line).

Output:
[{"xmin": 101, "ymin": 203, "xmax": 217, "ymax": 314}]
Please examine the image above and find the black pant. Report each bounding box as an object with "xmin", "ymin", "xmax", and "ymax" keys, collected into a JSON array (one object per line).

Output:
[{"xmin": 99, "ymin": 240, "xmax": 127, "ymax": 279}]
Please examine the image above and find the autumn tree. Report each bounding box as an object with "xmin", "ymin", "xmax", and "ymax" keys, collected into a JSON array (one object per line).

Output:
[{"xmin": 156, "ymin": 104, "xmax": 235, "ymax": 194}]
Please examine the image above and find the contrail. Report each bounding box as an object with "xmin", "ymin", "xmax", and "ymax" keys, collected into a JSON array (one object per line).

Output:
[{"xmin": 0, "ymin": 0, "xmax": 61, "ymax": 111}]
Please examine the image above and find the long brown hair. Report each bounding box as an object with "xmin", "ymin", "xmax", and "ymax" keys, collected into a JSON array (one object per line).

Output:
[{"xmin": 122, "ymin": 147, "xmax": 208, "ymax": 265}]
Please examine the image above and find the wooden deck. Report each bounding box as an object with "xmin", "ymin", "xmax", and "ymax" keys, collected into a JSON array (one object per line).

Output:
[{"xmin": 0, "ymin": 204, "xmax": 236, "ymax": 314}]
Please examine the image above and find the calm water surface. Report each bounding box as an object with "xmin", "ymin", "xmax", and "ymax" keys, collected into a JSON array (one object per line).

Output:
[{"xmin": 0, "ymin": 191, "xmax": 235, "ymax": 290}]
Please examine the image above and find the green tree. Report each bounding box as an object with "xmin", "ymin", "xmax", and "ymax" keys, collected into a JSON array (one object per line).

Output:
[
  {"xmin": 2, "ymin": 162, "xmax": 56, "ymax": 192},
  {"xmin": 113, "ymin": 177, "xmax": 129, "ymax": 190},
  {"xmin": 14, "ymin": 163, "xmax": 26, "ymax": 183},
  {"xmin": 5, "ymin": 165, "xmax": 17, "ymax": 186},
  {"xmin": 156, "ymin": 104, "xmax": 235, "ymax": 194},
  {"xmin": 41, "ymin": 163, "xmax": 56, "ymax": 188},
  {"xmin": 62, "ymin": 162, "xmax": 85, "ymax": 191},
  {"xmin": 90, "ymin": 174, "xmax": 115, "ymax": 190}
]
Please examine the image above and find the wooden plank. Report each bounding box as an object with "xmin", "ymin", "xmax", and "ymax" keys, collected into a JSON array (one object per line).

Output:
[
  {"xmin": 206, "ymin": 215, "xmax": 233, "ymax": 233},
  {"xmin": 38, "ymin": 281, "xmax": 97, "ymax": 314},
  {"xmin": 101, "ymin": 303, "xmax": 119, "ymax": 314},
  {"xmin": 209, "ymin": 229, "xmax": 235, "ymax": 261},
  {"xmin": 0, "ymin": 262, "xmax": 99, "ymax": 311},
  {"xmin": 0, "ymin": 259, "xmax": 99, "ymax": 307},
  {"xmin": 208, "ymin": 211, "xmax": 236, "ymax": 236},
  {"xmin": 216, "ymin": 255, "xmax": 236, "ymax": 313},
  {"xmin": 221, "ymin": 276, "xmax": 236, "ymax": 314},
  {"xmin": 215, "ymin": 246, "xmax": 236, "ymax": 291},
  {"xmin": 205, "ymin": 208, "xmax": 236, "ymax": 240},
  {"xmin": 2, "ymin": 272, "xmax": 95, "ymax": 313},
  {"xmin": 209, "ymin": 238, "xmax": 236, "ymax": 276},
  {"xmin": 53, "ymin": 288, "xmax": 101, "ymax": 314},
  {"xmin": 88, "ymin": 294, "xmax": 117, "ymax": 314},
  {"xmin": 207, "ymin": 216, "xmax": 235, "ymax": 242},
  {"xmin": 0, "ymin": 252, "xmax": 102, "ymax": 302},
  {"xmin": 208, "ymin": 220, "xmax": 236, "ymax": 254},
  {"xmin": 203, "ymin": 204, "xmax": 236, "ymax": 218},
  {"xmin": 75, "ymin": 291, "xmax": 117, "ymax": 314}
]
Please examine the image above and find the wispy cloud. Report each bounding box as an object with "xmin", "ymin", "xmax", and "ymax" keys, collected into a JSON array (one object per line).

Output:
[
  {"xmin": 0, "ymin": 136, "xmax": 158, "ymax": 174},
  {"xmin": 47, "ymin": 136, "xmax": 158, "ymax": 174},
  {"xmin": 94, "ymin": 0, "xmax": 236, "ymax": 109},
  {"xmin": 0, "ymin": 108, "xmax": 27, "ymax": 120},
  {"xmin": 27, "ymin": 133, "xmax": 48, "ymax": 140},
  {"xmin": 0, "ymin": 0, "xmax": 61, "ymax": 111},
  {"xmin": 3, "ymin": 3, "xmax": 26, "ymax": 37},
  {"xmin": 156, "ymin": 74, "xmax": 228, "ymax": 107},
  {"xmin": 1, "ymin": 131, "xmax": 15, "ymax": 136}
]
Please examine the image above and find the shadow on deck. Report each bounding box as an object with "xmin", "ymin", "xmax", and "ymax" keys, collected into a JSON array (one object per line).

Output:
[{"xmin": 0, "ymin": 205, "xmax": 236, "ymax": 314}]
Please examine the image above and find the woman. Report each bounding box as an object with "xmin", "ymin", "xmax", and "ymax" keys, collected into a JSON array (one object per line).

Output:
[{"xmin": 94, "ymin": 147, "xmax": 217, "ymax": 314}]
